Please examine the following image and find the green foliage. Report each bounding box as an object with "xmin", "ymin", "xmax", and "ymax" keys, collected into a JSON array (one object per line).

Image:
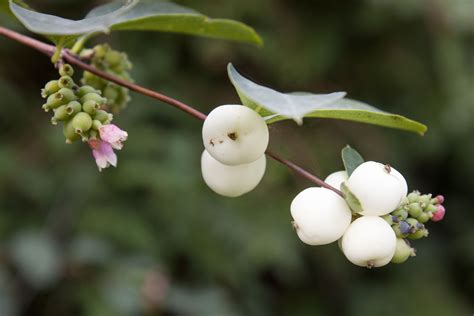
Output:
[
  {"xmin": 9, "ymin": 0, "xmax": 262, "ymax": 46},
  {"xmin": 342, "ymin": 145, "xmax": 364, "ymax": 177},
  {"xmin": 228, "ymin": 64, "xmax": 427, "ymax": 134}
]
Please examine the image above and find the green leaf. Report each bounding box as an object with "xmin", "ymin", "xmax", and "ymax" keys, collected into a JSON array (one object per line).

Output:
[
  {"xmin": 86, "ymin": 0, "xmax": 262, "ymax": 46},
  {"xmin": 9, "ymin": 0, "xmax": 262, "ymax": 46},
  {"xmin": 228, "ymin": 63, "xmax": 427, "ymax": 134},
  {"xmin": 341, "ymin": 145, "xmax": 364, "ymax": 177},
  {"xmin": 341, "ymin": 182, "xmax": 363, "ymax": 214}
]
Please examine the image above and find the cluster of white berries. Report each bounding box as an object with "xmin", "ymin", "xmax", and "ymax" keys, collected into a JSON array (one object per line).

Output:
[
  {"xmin": 199, "ymin": 105, "xmax": 444, "ymax": 269},
  {"xmin": 200, "ymin": 104, "xmax": 269, "ymax": 197},
  {"xmin": 292, "ymin": 162, "xmax": 410, "ymax": 268}
]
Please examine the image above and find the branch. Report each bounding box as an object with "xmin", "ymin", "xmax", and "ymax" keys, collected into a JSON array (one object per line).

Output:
[{"xmin": 0, "ymin": 26, "xmax": 343, "ymax": 197}]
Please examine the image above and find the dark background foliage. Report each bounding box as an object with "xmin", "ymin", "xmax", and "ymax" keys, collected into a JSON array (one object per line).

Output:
[{"xmin": 0, "ymin": 0, "xmax": 473, "ymax": 315}]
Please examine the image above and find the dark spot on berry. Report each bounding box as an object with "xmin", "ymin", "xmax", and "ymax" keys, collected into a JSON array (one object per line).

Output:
[
  {"xmin": 228, "ymin": 132, "xmax": 237, "ymax": 141},
  {"xmin": 384, "ymin": 164, "xmax": 392, "ymax": 173}
]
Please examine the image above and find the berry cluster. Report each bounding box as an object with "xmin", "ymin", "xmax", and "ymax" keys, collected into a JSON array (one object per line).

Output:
[
  {"xmin": 41, "ymin": 64, "xmax": 113, "ymax": 143},
  {"xmin": 80, "ymin": 44, "xmax": 132, "ymax": 113},
  {"xmin": 200, "ymin": 104, "xmax": 269, "ymax": 197},
  {"xmin": 292, "ymin": 162, "xmax": 446, "ymax": 268},
  {"xmin": 41, "ymin": 64, "xmax": 128, "ymax": 171}
]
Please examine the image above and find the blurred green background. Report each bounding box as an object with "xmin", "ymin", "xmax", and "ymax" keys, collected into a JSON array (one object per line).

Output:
[{"xmin": 0, "ymin": 0, "xmax": 473, "ymax": 315}]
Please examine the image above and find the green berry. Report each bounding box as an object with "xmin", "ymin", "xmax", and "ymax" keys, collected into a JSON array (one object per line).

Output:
[
  {"xmin": 58, "ymin": 76, "xmax": 75, "ymax": 89},
  {"xmin": 408, "ymin": 228, "xmax": 429, "ymax": 240},
  {"xmin": 392, "ymin": 223, "xmax": 408, "ymax": 238},
  {"xmin": 41, "ymin": 80, "xmax": 60, "ymax": 98},
  {"xmin": 408, "ymin": 203, "xmax": 423, "ymax": 218},
  {"xmin": 391, "ymin": 238, "xmax": 415, "ymax": 264},
  {"xmin": 63, "ymin": 119, "xmax": 80, "ymax": 143},
  {"xmin": 92, "ymin": 120, "xmax": 102, "ymax": 130},
  {"xmin": 59, "ymin": 64, "xmax": 74, "ymax": 77},
  {"xmin": 392, "ymin": 209, "xmax": 408, "ymax": 221},
  {"xmin": 82, "ymin": 100, "xmax": 99, "ymax": 115},
  {"xmin": 105, "ymin": 50, "xmax": 122, "ymax": 67},
  {"xmin": 94, "ymin": 110, "xmax": 113, "ymax": 124},
  {"xmin": 80, "ymin": 92, "xmax": 106, "ymax": 105},
  {"xmin": 407, "ymin": 191, "xmax": 420, "ymax": 203},
  {"xmin": 53, "ymin": 105, "xmax": 69, "ymax": 121},
  {"xmin": 46, "ymin": 92, "xmax": 66, "ymax": 109},
  {"xmin": 424, "ymin": 204, "xmax": 438, "ymax": 213},
  {"xmin": 419, "ymin": 194, "xmax": 432, "ymax": 205},
  {"xmin": 77, "ymin": 85, "xmax": 101, "ymax": 98},
  {"xmin": 58, "ymin": 88, "xmax": 77, "ymax": 102},
  {"xmin": 382, "ymin": 214, "xmax": 393, "ymax": 225},
  {"xmin": 417, "ymin": 212, "xmax": 431, "ymax": 223},
  {"xmin": 66, "ymin": 101, "xmax": 82, "ymax": 115},
  {"xmin": 93, "ymin": 44, "xmax": 108, "ymax": 59},
  {"xmin": 72, "ymin": 112, "xmax": 93, "ymax": 134}
]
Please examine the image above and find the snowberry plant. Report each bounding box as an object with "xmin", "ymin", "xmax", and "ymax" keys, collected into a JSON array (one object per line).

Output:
[{"xmin": 1, "ymin": 0, "xmax": 445, "ymax": 269}]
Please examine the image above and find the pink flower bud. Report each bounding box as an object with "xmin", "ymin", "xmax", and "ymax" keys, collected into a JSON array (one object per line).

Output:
[
  {"xmin": 431, "ymin": 205, "xmax": 446, "ymax": 222},
  {"xmin": 435, "ymin": 195, "xmax": 445, "ymax": 204},
  {"xmin": 89, "ymin": 139, "xmax": 117, "ymax": 171},
  {"xmin": 99, "ymin": 124, "xmax": 128, "ymax": 150}
]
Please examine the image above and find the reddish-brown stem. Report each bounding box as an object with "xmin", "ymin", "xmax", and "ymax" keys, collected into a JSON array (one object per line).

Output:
[{"xmin": 0, "ymin": 26, "xmax": 343, "ymax": 197}]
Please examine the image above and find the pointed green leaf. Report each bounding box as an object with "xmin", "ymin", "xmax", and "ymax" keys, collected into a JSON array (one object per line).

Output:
[
  {"xmin": 341, "ymin": 145, "xmax": 364, "ymax": 177},
  {"xmin": 228, "ymin": 63, "xmax": 427, "ymax": 134},
  {"xmin": 86, "ymin": 0, "xmax": 262, "ymax": 46},
  {"xmin": 9, "ymin": 0, "xmax": 262, "ymax": 46}
]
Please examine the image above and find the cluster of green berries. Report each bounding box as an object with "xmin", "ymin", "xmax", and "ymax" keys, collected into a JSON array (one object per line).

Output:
[
  {"xmin": 383, "ymin": 191, "xmax": 445, "ymax": 263},
  {"xmin": 80, "ymin": 44, "xmax": 132, "ymax": 113},
  {"xmin": 41, "ymin": 64, "xmax": 113, "ymax": 143}
]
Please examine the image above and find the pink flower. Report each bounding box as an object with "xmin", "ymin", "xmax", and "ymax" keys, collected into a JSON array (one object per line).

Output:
[
  {"xmin": 431, "ymin": 205, "xmax": 446, "ymax": 222},
  {"xmin": 89, "ymin": 139, "xmax": 117, "ymax": 172},
  {"xmin": 99, "ymin": 124, "xmax": 128, "ymax": 150}
]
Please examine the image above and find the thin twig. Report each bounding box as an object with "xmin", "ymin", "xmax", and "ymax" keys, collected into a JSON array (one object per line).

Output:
[{"xmin": 0, "ymin": 26, "xmax": 343, "ymax": 197}]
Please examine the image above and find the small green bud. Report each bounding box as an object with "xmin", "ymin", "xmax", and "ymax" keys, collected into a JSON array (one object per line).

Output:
[
  {"xmin": 408, "ymin": 203, "xmax": 423, "ymax": 218},
  {"xmin": 94, "ymin": 110, "xmax": 113, "ymax": 124},
  {"xmin": 391, "ymin": 238, "xmax": 416, "ymax": 264},
  {"xmin": 417, "ymin": 212, "xmax": 431, "ymax": 223},
  {"xmin": 59, "ymin": 64, "xmax": 74, "ymax": 77},
  {"xmin": 41, "ymin": 80, "xmax": 60, "ymax": 98},
  {"xmin": 82, "ymin": 100, "xmax": 99, "ymax": 115},
  {"xmin": 92, "ymin": 120, "xmax": 102, "ymax": 130},
  {"xmin": 424, "ymin": 204, "xmax": 438, "ymax": 213},
  {"xmin": 400, "ymin": 196, "xmax": 409, "ymax": 206},
  {"xmin": 382, "ymin": 214, "xmax": 393, "ymax": 225},
  {"xmin": 81, "ymin": 92, "xmax": 106, "ymax": 105},
  {"xmin": 53, "ymin": 105, "xmax": 69, "ymax": 121},
  {"xmin": 94, "ymin": 44, "xmax": 108, "ymax": 59},
  {"xmin": 58, "ymin": 76, "xmax": 75, "ymax": 89},
  {"xmin": 103, "ymin": 85, "xmax": 119, "ymax": 101},
  {"xmin": 41, "ymin": 103, "xmax": 51, "ymax": 112},
  {"xmin": 405, "ymin": 218, "xmax": 419, "ymax": 234},
  {"xmin": 63, "ymin": 119, "xmax": 80, "ymax": 143},
  {"xmin": 58, "ymin": 88, "xmax": 77, "ymax": 102},
  {"xmin": 89, "ymin": 129, "xmax": 98, "ymax": 140},
  {"xmin": 76, "ymin": 85, "xmax": 101, "ymax": 98},
  {"xmin": 72, "ymin": 112, "xmax": 93, "ymax": 134},
  {"xmin": 66, "ymin": 101, "xmax": 82, "ymax": 115},
  {"xmin": 407, "ymin": 191, "xmax": 420, "ymax": 203},
  {"xmin": 46, "ymin": 92, "xmax": 66, "ymax": 109},
  {"xmin": 392, "ymin": 209, "xmax": 408, "ymax": 221},
  {"xmin": 408, "ymin": 228, "xmax": 429, "ymax": 240},
  {"xmin": 105, "ymin": 50, "xmax": 122, "ymax": 67},
  {"xmin": 419, "ymin": 194, "xmax": 432, "ymax": 205}
]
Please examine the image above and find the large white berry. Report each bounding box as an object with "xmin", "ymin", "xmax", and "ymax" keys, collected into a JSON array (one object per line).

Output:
[
  {"xmin": 202, "ymin": 104, "xmax": 269, "ymax": 165},
  {"xmin": 290, "ymin": 187, "xmax": 352, "ymax": 245},
  {"xmin": 346, "ymin": 161, "xmax": 407, "ymax": 216},
  {"xmin": 341, "ymin": 216, "xmax": 396, "ymax": 268},
  {"xmin": 201, "ymin": 150, "xmax": 266, "ymax": 197},
  {"xmin": 324, "ymin": 170, "xmax": 348, "ymax": 190}
]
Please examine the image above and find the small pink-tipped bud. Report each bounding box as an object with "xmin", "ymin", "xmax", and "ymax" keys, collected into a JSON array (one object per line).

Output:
[
  {"xmin": 435, "ymin": 195, "xmax": 445, "ymax": 204},
  {"xmin": 431, "ymin": 205, "xmax": 446, "ymax": 222}
]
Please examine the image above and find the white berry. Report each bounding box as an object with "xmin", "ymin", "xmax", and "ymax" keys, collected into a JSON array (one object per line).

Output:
[
  {"xmin": 202, "ymin": 104, "xmax": 269, "ymax": 165},
  {"xmin": 346, "ymin": 161, "xmax": 407, "ymax": 216},
  {"xmin": 341, "ymin": 216, "xmax": 396, "ymax": 268},
  {"xmin": 291, "ymin": 187, "xmax": 352, "ymax": 245},
  {"xmin": 201, "ymin": 150, "xmax": 266, "ymax": 197},
  {"xmin": 324, "ymin": 170, "xmax": 348, "ymax": 190}
]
